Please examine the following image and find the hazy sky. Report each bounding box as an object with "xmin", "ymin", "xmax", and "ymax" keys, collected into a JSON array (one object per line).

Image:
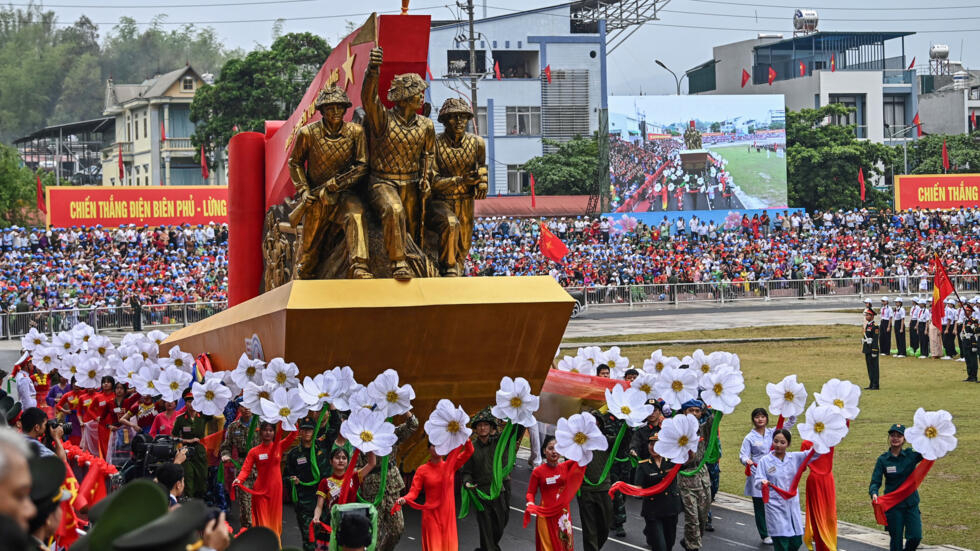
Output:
[{"xmin": 37, "ymin": 0, "xmax": 980, "ymax": 95}]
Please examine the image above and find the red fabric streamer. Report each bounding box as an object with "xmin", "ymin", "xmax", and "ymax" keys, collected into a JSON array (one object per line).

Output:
[
  {"xmin": 523, "ymin": 463, "xmax": 585, "ymax": 527},
  {"xmin": 872, "ymin": 459, "xmax": 934, "ymax": 526},
  {"xmin": 336, "ymin": 449, "xmax": 362, "ymax": 506},
  {"xmin": 802, "ymin": 440, "xmax": 838, "ymax": 551},
  {"xmin": 761, "ymin": 450, "xmax": 815, "ymax": 503},
  {"xmin": 608, "ymin": 464, "xmax": 681, "ymax": 499}
]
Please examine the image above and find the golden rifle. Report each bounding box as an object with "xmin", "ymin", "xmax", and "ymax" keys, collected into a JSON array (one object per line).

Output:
[{"xmin": 288, "ymin": 167, "xmax": 358, "ymax": 227}]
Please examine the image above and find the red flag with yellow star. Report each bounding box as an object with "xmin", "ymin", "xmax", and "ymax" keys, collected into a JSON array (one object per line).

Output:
[
  {"xmin": 539, "ymin": 222, "xmax": 568, "ymax": 263},
  {"xmin": 932, "ymin": 255, "xmax": 954, "ymax": 329}
]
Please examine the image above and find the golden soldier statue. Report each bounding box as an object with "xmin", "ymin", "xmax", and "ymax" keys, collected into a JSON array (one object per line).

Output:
[
  {"xmin": 428, "ymin": 98, "xmax": 487, "ymax": 276},
  {"xmin": 361, "ymin": 46, "xmax": 435, "ymax": 280},
  {"xmin": 288, "ymin": 86, "xmax": 372, "ymax": 279}
]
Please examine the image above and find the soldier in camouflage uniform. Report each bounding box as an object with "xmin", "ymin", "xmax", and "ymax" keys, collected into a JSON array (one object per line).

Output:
[
  {"xmin": 220, "ymin": 405, "xmax": 256, "ymax": 528},
  {"xmin": 285, "ymin": 419, "xmax": 331, "ymax": 551},
  {"xmin": 357, "ymin": 411, "xmax": 418, "ymax": 551},
  {"xmin": 677, "ymin": 399, "xmax": 712, "ymax": 551},
  {"xmin": 460, "ymin": 408, "xmax": 513, "ymax": 551},
  {"xmin": 362, "ymin": 47, "xmax": 435, "ymax": 280},
  {"xmin": 428, "ymin": 98, "xmax": 488, "ymax": 276},
  {"xmin": 577, "ymin": 410, "xmax": 618, "ymax": 551}
]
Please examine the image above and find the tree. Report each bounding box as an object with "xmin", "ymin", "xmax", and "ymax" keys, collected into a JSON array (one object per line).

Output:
[
  {"xmin": 902, "ymin": 131, "xmax": 980, "ymax": 174},
  {"xmin": 786, "ymin": 103, "xmax": 895, "ymax": 211},
  {"xmin": 189, "ymin": 32, "xmax": 331, "ymax": 161},
  {"xmin": 710, "ymin": 122, "xmax": 721, "ymax": 133},
  {"xmin": 0, "ymin": 143, "xmax": 48, "ymax": 227},
  {"xmin": 521, "ymin": 136, "xmax": 599, "ymax": 195}
]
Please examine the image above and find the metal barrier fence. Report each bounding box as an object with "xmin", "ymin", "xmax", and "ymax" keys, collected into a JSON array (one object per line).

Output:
[
  {"xmin": 566, "ymin": 275, "xmax": 980, "ymax": 312},
  {"xmin": 0, "ymin": 302, "xmax": 228, "ymax": 340}
]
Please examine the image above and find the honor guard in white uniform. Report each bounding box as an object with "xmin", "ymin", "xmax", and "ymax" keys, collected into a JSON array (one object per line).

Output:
[
  {"xmin": 942, "ymin": 298, "xmax": 957, "ymax": 359},
  {"xmin": 879, "ymin": 297, "xmax": 893, "ymax": 355},
  {"xmin": 908, "ymin": 299, "xmax": 921, "ymax": 355},
  {"xmin": 893, "ymin": 298, "xmax": 907, "ymax": 357}
]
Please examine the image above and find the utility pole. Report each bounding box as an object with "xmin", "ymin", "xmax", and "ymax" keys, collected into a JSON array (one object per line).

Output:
[{"xmin": 464, "ymin": 0, "xmax": 479, "ymax": 123}]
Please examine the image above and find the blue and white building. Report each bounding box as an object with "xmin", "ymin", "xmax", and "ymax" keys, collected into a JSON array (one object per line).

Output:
[{"xmin": 427, "ymin": 3, "xmax": 608, "ymax": 195}]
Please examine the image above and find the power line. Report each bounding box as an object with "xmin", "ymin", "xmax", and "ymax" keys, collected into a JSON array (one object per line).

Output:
[
  {"xmin": 5, "ymin": 0, "xmax": 314, "ymax": 7},
  {"xmin": 685, "ymin": 0, "xmax": 980, "ymax": 10},
  {"xmin": 42, "ymin": 4, "xmax": 450, "ymax": 25},
  {"xmin": 663, "ymin": 8, "xmax": 980, "ymax": 22}
]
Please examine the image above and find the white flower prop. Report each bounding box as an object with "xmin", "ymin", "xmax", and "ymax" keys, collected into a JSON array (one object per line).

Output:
[
  {"xmin": 156, "ymin": 369, "xmax": 192, "ymax": 402},
  {"xmin": 424, "ymin": 399, "xmax": 473, "ymax": 455},
  {"xmin": 555, "ymin": 413, "xmax": 608, "ymax": 466},
  {"xmin": 492, "ymin": 376, "xmax": 540, "ymax": 427},
  {"xmin": 231, "ymin": 354, "xmax": 266, "ymax": 389},
  {"xmin": 116, "ymin": 356, "xmax": 144, "ymax": 386},
  {"xmin": 688, "ymin": 349, "xmax": 718, "ymax": 382},
  {"xmin": 88, "ymin": 336, "xmax": 114, "ymax": 360},
  {"xmin": 654, "ymin": 414, "xmax": 701, "ymax": 463},
  {"xmin": 814, "ymin": 378, "xmax": 862, "ymax": 421},
  {"xmin": 341, "ymin": 407, "xmax": 398, "ymax": 456},
  {"xmin": 298, "ymin": 372, "xmax": 339, "ymax": 411},
  {"xmin": 120, "ymin": 333, "xmax": 146, "ymax": 347},
  {"xmin": 346, "ymin": 385, "xmax": 375, "ymax": 411},
  {"xmin": 192, "ymin": 379, "xmax": 233, "ymax": 417},
  {"xmin": 165, "ymin": 346, "xmax": 196, "ymax": 374},
  {"xmin": 263, "ymin": 358, "xmax": 300, "ymax": 389},
  {"xmin": 74, "ymin": 357, "xmax": 103, "ymax": 389},
  {"xmin": 797, "ymin": 403, "xmax": 849, "ymax": 454},
  {"xmin": 576, "ymin": 346, "xmax": 604, "ymax": 366},
  {"xmin": 242, "ymin": 381, "xmax": 277, "ymax": 413},
  {"xmin": 21, "ymin": 328, "xmax": 48, "ymax": 352},
  {"xmin": 259, "ymin": 387, "xmax": 309, "ymax": 431},
  {"xmin": 137, "ymin": 340, "xmax": 159, "ymax": 361},
  {"xmin": 116, "ymin": 344, "xmax": 140, "ymax": 362},
  {"xmin": 556, "ymin": 355, "xmax": 595, "ymax": 375},
  {"xmin": 133, "ymin": 365, "xmax": 163, "ymax": 397},
  {"xmin": 53, "ymin": 331, "xmax": 76, "ymax": 354},
  {"xmin": 700, "ymin": 366, "xmax": 745, "ymax": 415},
  {"xmin": 146, "ymin": 330, "xmax": 168, "ymax": 347},
  {"xmin": 605, "ymin": 385, "xmax": 653, "ymax": 428},
  {"xmin": 603, "ymin": 346, "xmax": 631, "ymax": 378},
  {"xmin": 630, "ymin": 372, "xmax": 659, "ymax": 401},
  {"xmin": 654, "ymin": 366, "xmax": 698, "ymax": 410},
  {"xmin": 32, "ymin": 346, "xmax": 60, "ymax": 374},
  {"xmin": 367, "ymin": 369, "xmax": 415, "ymax": 418},
  {"xmin": 221, "ymin": 371, "xmax": 243, "ymax": 398},
  {"xmin": 905, "ymin": 408, "xmax": 958, "ymax": 460},
  {"xmin": 708, "ymin": 351, "xmax": 740, "ymax": 371},
  {"xmin": 71, "ymin": 324, "xmax": 96, "ymax": 350},
  {"xmin": 643, "ymin": 351, "xmax": 680, "ymax": 375},
  {"xmin": 766, "ymin": 375, "xmax": 808, "ymax": 418}
]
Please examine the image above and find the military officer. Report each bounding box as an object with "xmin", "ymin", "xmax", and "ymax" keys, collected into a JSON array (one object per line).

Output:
[
  {"xmin": 285, "ymin": 419, "xmax": 330, "ymax": 551},
  {"xmin": 459, "ymin": 408, "xmax": 512, "ymax": 551},
  {"xmin": 863, "ymin": 308, "xmax": 880, "ymax": 390},
  {"xmin": 677, "ymin": 399, "xmax": 712, "ymax": 551},
  {"xmin": 870, "ymin": 424, "xmax": 924, "ymax": 551},
  {"xmin": 428, "ymin": 98, "xmax": 488, "ymax": 276},
  {"xmin": 961, "ymin": 302, "xmax": 978, "ymax": 382},
  {"xmin": 893, "ymin": 297, "xmax": 907, "ymax": 357},
  {"xmin": 577, "ymin": 410, "xmax": 617, "ymax": 551},
  {"xmin": 879, "ymin": 297, "xmax": 893, "ymax": 355},
  {"xmin": 220, "ymin": 404, "xmax": 256, "ymax": 529},
  {"xmin": 288, "ymin": 85, "xmax": 372, "ymax": 279}
]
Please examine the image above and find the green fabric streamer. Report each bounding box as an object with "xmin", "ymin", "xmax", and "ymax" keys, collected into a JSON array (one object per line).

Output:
[
  {"xmin": 680, "ymin": 411, "xmax": 723, "ymax": 477},
  {"xmin": 357, "ymin": 455, "xmax": 390, "ymax": 508},
  {"xmin": 458, "ymin": 485, "xmax": 488, "ymax": 518},
  {"xmin": 290, "ymin": 409, "xmax": 332, "ymax": 501},
  {"xmin": 458, "ymin": 422, "xmax": 520, "ymax": 519},
  {"xmin": 583, "ymin": 423, "xmax": 627, "ymax": 487}
]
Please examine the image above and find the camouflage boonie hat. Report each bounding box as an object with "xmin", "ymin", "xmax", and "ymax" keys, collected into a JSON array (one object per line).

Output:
[
  {"xmin": 387, "ymin": 72, "xmax": 428, "ymax": 102},
  {"xmin": 314, "ymin": 85, "xmax": 352, "ymax": 110},
  {"xmin": 470, "ymin": 406, "xmax": 497, "ymax": 427},
  {"xmin": 437, "ymin": 98, "xmax": 473, "ymax": 124}
]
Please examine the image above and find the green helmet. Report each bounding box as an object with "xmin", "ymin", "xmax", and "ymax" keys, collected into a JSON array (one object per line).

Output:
[
  {"xmin": 314, "ymin": 85, "xmax": 352, "ymax": 110},
  {"xmin": 437, "ymin": 98, "xmax": 473, "ymax": 124},
  {"xmin": 387, "ymin": 72, "xmax": 427, "ymax": 102}
]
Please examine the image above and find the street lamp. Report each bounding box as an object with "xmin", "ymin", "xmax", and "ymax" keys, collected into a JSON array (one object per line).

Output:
[
  {"xmin": 884, "ymin": 123, "xmax": 915, "ymax": 174},
  {"xmin": 655, "ymin": 59, "xmax": 684, "ymax": 95}
]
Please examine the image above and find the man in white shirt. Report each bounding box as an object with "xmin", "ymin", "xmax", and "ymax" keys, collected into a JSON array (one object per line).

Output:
[
  {"xmin": 909, "ymin": 299, "xmax": 921, "ymax": 355},
  {"xmin": 918, "ymin": 298, "xmax": 933, "ymax": 358},
  {"xmin": 879, "ymin": 297, "xmax": 893, "ymax": 355},
  {"xmin": 14, "ymin": 368, "xmax": 36, "ymax": 409},
  {"xmin": 893, "ymin": 297, "xmax": 906, "ymax": 357},
  {"xmin": 942, "ymin": 298, "xmax": 957, "ymax": 359}
]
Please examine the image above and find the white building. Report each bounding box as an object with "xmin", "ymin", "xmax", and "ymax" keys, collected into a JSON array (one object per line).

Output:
[
  {"xmin": 686, "ymin": 32, "xmax": 919, "ymax": 145},
  {"xmin": 427, "ymin": 3, "xmax": 607, "ymax": 194}
]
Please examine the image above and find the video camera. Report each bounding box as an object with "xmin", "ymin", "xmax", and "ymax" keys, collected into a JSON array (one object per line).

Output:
[
  {"xmin": 328, "ymin": 503, "xmax": 378, "ymax": 551},
  {"xmin": 129, "ymin": 434, "xmax": 195, "ymax": 479}
]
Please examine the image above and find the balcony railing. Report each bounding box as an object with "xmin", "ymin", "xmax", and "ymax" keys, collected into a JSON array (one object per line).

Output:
[
  {"xmin": 101, "ymin": 142, "xmax": 133, "ymax": 161},
  {"xmin": 163, "ymin": 137, "xmax": 194, "ymax": 151}
]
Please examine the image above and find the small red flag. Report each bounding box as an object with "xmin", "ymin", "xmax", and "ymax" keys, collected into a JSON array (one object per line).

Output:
[
  {"xmin": 494, "ymin": 60, "xmax": 502, "ymax": 80},
  {"xmin": 36, "ymin": 174, "xmax": 46, "ymax": 214},
  {"xmin": 160, "ymin": 121, "xmax": 166, "ymax": 143},
  {"xmin": 117, "ymin": 143, "xmax": 124, "ymax": 183},
  {"xmin": 426, "ymin": 63, "xmax": 434, "ymax": 80},
  {"xmin": 799, "ymin": 61, "xmax": 806, "ymax": 77},
  {"xmin": 544, "ymin": 64, "xmax": 552, "ymax": 84},
  {"xmin": 942, "ymin": 138, "xmax": 950, "ymax": 171},
  {"xmin": 201, "ymin": 145, "xmax": 210, "ymax": 181},
  {"xmin": 932, "ymin": 254, "xmax": 954, "ymax": 329},
  {"xmin": 971, "ymin": 110, "xmax": 977, "ymax": 130},
  {"xmin": 529, "ymin": 173, "xmax": 537, "ymax": 208},
  {"xmin": 830, "ymin": 53, "xmax": 836, "ymax": 72},
  {"xmin": 741, "ymin": 69, "xmax": 750, "ymax": 88},
  {"xmin": 661, "ymin": 183, "xmax": 668, "ymax": 210},
  {"xmin": 858, "ymin": 167, "xmax": 865, "ymax": 201},
  {"xmin": 912, "ymin": 112, "xmax": 923, "ymax": 137},
  {"xmin": 767, "ymin": 66, "xmax": 776, "ymax": 85},
  {"xmin": 908, "ymin": 56, "xmax": 916, "ymax": 71},
  {"xmin": 539, "ymin": 222, "xmax": 569, "ymax": 264}
]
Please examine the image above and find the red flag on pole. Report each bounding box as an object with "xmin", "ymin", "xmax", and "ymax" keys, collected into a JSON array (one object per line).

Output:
[
  {"xmin": 426, "ymin": 63, "xmax": 434, "ymax": 80},
  {"xmin": 767, "ymin": 66, "xmax": 776, "ymax": 85},
  {"xmin": 529, "ymin": 173, "xmax": 537, "ymax": 208},
  {"xmin": 932, "ymin": 255, "xmax": 954, "ymax": 329},
  {"xmin": 544, "ymin": 64, "xmax": 552, "ymax": 84},
  {"xmin": 858, "ymin": 167, "xmax": 866, "ymax": 201},
  {"xmin": 799, "ymin": 61, "xmax": 806, "ymax": 77},
  {"xmin": 36, "ymin": 174, "xmax": 46, "ymax": 214},
  {"xmin": 539, "ymin": 222, "xmax": 569, "ymax": 264},
  {"xmin": 117, "ymin": 143, "xmax": 124, "ymax": 183},
  {"xmin": 972, "ymin": 110, "xmax": 977, "ymax": 131},
  {"xmin": 201, "ymin": 145, "xmax": 210, "ymax": 181},
  {"xmin": 942, "ymin": 138, "xmax": 950, "ymax": 171},
  {"xmin": 741, "ymin": 69, "xmax": 750, "ymax": 88},
  {"xmin": 494, "ymin": 61, "xmax": 502, "ymax": 80},
  {"xmin": 912, "ymin": 112, "xmax": 923, "ymax": 137},
  {"xmin": 908, "ymin": 56, "xmax": 916, "ymax": 71},
  {"xmin": 830, "ymin": 53, "xmax": 836, "ymax": 72},
  {"xmin": 160, "ymin": 121, "xmax": 166, "ymax": 143}
]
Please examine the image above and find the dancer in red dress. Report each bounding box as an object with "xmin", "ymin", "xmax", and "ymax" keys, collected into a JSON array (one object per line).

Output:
[
  {"xmin": 525, "ymin": 436, "xmax": 577, "ymax": 551},
  {"xmin": 396, "ymin": 439, "xmax": 475, "ymax": 551},
  {"xmin": 233, "ymin": 421, "xmax": 298, "ymax": 540}
]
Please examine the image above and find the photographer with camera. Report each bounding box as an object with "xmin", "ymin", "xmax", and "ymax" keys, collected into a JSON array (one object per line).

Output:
[{"xmin": 18, "ymin": 407, "xmax": 66, "ymax": 461}]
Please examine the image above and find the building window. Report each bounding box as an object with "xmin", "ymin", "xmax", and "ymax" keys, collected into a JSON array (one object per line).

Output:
[
  {"xmin": 472, "ymin": 106, "xmax": 487, "ymax": 136},
  {"xmin": 507, "ymin": 164, "xmax": 527, "ymax": 194},
  {"xmin": 143, "ymin": 114, "xmax": 147, "ymax": 139},
  {"xmin": 492, "ymin": 51, "xmax": 539, "ymax": 79},
  {"xmin": 126, "ymin": 116, "xmax": 131, "ymax": 141},
  {"xmin": 505, "ymin": 106, "xmax": 541, "ymax": 136},
  {"xmin": 182, "ymin": 77, "xmax": 195, "ymax": 91},
  {"xmin": 883, "ymin": 96, "xmax": 907, "ymax": 137},
  {"xmin": 446, "ymin": 50, "xmax": 486, "ymax": 77}
]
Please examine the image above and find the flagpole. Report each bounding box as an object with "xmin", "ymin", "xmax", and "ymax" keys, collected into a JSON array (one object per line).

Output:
[{"xmin": 935, "ymin": 253, "xmax": 966, "ymax": 308}]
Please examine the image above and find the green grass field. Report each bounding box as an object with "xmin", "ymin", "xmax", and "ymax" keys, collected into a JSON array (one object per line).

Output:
[
  {"xmin": 584, "ymin": 325, "xmax": 977, "ymax": 548},
  {"xmin": 709, "ymin": 143, "xmax": 788, "ymax": 206}
]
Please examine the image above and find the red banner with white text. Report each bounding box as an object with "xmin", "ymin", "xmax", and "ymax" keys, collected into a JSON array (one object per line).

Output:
[
  {"xmin": 46, "ymin": 185, "xmax": 229, "ymax": 228},
  {"xmin": 894, "ymin": 174, "xmax": 980, "ymax": 210}
]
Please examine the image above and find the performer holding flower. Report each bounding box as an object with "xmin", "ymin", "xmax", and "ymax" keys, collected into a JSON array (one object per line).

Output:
[
  {"xmin": 233, "ymin": 421, "xmax": 298, "ymax": 539},
  {"xmin": 526, "ymin": 436, "xmax": 577, "ymax": 551},
  {"xmin": 870, "ymin": 424, "xmax": 923, "ymax": 551},
  {"xmin": 753, "ymin": 429, "xmax": 816, "ymax": 551},
  {"xmin": 739, "ymin": 408, "xmax": 777, "ymax": 545},
  {"xmin": 635, "ymin": 433, "xmax": 682, "ymax": 551}
]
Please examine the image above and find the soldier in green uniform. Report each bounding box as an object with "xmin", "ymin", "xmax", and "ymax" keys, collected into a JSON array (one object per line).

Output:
[
  {"xmin": 677, "ymin": 399, "xmax": 711, "ymax": 551},
  {"xmin": 460, "ymin": 408, "xmax": 512, "ymax": 551},
  {"xmin": 576, "ymin": 410, "xmax": 617, "ymax": 551},
  {"xmin": 220, "ymin": 403, "xmax": 257, "ymax": 529},
  {"xmin": 870, "ymin": 423, "xmax": 924, "ymax": 551},
  {"xmin": 285, "ymin": 419, "xmax": 330, "ymax": 551},
  {"xmin": 26, "ymin": 456, "xmax": 69, "ymax": 551},
  {"xmin": 357, "ymin": 411, "xmax": 418, "ymax": 551},
  {"xmin": 863, "ymin": 308, "xmax": 881, "ymax": 390},
  {"xmin": 960, "ymin": 302, "xmax": 978, "ymax": 382},
  {"xmin": 172, "ymin": 390, "xmax": 210, "ymax": 499}
]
